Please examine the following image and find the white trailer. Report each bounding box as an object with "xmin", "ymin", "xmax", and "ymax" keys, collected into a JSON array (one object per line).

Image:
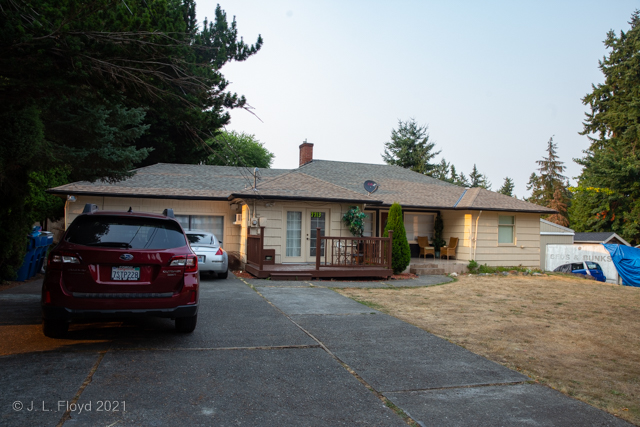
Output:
[{"xmin": 545, "ymin": 244, "xmax": 620, "ymax": 284}]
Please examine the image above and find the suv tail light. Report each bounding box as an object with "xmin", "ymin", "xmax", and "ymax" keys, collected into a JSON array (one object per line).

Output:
[
  {"xmin": 169, "ymin": 255, "xmax": 198, "ymax": 272},
  {"xmin": 49, "ymin": 252, "xmax": 80, "ymax": 266}
]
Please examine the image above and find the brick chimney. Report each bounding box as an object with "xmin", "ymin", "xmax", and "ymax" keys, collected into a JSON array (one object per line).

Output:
[{"xmin": 299, "ymin": 140, "xmax": 314, "ymax": 166}]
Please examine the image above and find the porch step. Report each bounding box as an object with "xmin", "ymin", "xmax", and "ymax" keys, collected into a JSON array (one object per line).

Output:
[
  {"xmin": 411, "ymin": 267, "xmax": 445, "ymax": 275},
  {"xmin": 411, "ymin": 263, "xmax": 441, "ymax": 269},
  {"xmin": 269, "ymin": 273, "xmax": 313, "ymax": 281}
]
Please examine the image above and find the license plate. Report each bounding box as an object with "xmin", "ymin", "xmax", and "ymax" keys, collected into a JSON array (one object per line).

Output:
[
  {"xmin": 197, "ymin": 255, "xmax": 205, "ymax": 263},
  {"xmin": 111, "ymin": 266, "xmax": 140, "ymax": 281}
]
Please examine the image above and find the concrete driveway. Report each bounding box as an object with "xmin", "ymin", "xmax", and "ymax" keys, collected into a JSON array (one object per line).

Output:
[{"xmin": 0, "ymin": 274, "xmax": 631, "ymax": 426}]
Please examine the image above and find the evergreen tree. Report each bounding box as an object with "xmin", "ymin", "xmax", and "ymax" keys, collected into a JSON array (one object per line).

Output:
[
  {"xmin": 548, "ymin": 189, "xmax": 569, "ymax": 227},
  {"xmin": 498, "ymin": 177, "xmax": 515, "ymax": 197},
  {"xmin": 526, "ymin": 137, "xmax": 570, "ymax": 226},
  {"xmin": 468, "ymin": 164, "xmax": 491, "ymax": 189},
  {"xmin": 431, "ymin": 158, "xmax": 452, "ymax": 182},
  {"xmin": 454, "ymin": 169, "xmax": 470, "ymax": 187},
  {"xmin": 0, "ymin": 1, "xmax": 262, "ymax": 278},
  {"xmin": 383, "ymin": 203, "xmax": 411, "ymax": 274},
  {"xmin": 382, "ymin": 119, "xmax": 441, "ymax": 175},
  {"xmin": 569, "ymin": 11, "xmax": 640, "ymax": 243}
]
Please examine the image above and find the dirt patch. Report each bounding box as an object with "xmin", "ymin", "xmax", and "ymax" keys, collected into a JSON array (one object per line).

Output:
[
  {"xmin": 232, "ymin": 270, "xmax": 255, "ymax": 279},
  {"xmin": 337, "ymin": 274, "xmax": 640, "ymax": 425}
]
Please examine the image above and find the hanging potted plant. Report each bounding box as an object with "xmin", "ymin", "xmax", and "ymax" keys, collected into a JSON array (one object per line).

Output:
[
  {"xmin": 342, "ymin": 206, "xmax": 367, "ymax": 237},
  {"xmin": 433, "ymin": 214, "xmax": 446, "ymax": 258}
]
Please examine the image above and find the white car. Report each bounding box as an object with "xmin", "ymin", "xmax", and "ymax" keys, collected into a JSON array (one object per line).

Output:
[{"xmin": 186, "ymin": 230, "xmax": 229, "ymax": 279}]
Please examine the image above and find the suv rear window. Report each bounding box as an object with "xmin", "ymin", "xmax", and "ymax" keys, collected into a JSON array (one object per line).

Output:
[{"xmin": 66, "ymin": 215, "xmax": 187, "ymax": 249}]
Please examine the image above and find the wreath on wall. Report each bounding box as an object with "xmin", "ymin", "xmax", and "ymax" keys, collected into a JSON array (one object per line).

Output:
[{"xmin": 342, "ymin": 206, "xmax": 367, "ymax": 237}]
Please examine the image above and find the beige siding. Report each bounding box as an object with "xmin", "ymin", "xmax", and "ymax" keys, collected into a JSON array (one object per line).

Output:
[
  {"xmin": 540, "ymin": 235, "xmax": 573, "ymax": 270},
  {"xmin": 438, "ymin": 210, "xmax": 541, "ymax": 267},
  {"xmin": 65, "ymin": 196, "xmax": 543, "ymax": 268},
  {"xmin": 474, "ymin": 212, "xmax": 540, "ymax": 267},
  {"xmin": 66, "ymin": 195, "xmax": 242, "ymax": 254},
  {"xmin": 541, "ymin": 221, "xmax": 566, "ymax": 233},
  {"xmin": 439, "ymin": 210, "xmax": 472, "ymax": 261}
]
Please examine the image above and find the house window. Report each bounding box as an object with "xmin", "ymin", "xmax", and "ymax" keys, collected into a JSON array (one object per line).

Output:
[
  {"xmin": 363, "ymin": 212, "xmax": 375, "ymax": 237},
  {"xmin": 498, "ymin": 215, "xmax": 515, "ymax": 244},
  {"xmin": 404, "ymin": 213, "xmax": 435, "ymax": 242},
  {"xmin": 176, "ymin": 215, "xmax": 224, "ymax": 245},
  {"xmin": 286, "ymin": 211, "xmax": 302, "ymax": 257}
]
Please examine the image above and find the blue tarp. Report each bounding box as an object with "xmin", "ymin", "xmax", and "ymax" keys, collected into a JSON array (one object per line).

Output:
[{"xmin": 603, "ymin": 243, "xmax": 640, "ymax": 287}]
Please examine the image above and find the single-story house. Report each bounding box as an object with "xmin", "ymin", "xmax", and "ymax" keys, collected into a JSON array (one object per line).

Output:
[
  {"xmin": 48, "ymin": 142, "xmax": 555, "ymax": 275},
  {"xmin": 539, "ymin": 219, "xmax": 575, "ymax": 270},
  {"xmin": 574, "ymin": 232, "xmax": 630, "ymax": 247}
]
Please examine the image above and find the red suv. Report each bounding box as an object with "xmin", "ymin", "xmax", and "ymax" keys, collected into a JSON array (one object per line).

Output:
[{"xmin": 41, "ymin": 204, "xmax": 199, "ymax": 337}]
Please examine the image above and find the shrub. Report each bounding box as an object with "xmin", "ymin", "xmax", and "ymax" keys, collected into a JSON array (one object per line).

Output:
[
  {"xmin": 467, "ymin": 260, "xmax": 479, "ymax": 274},
  {"xmin": 383, "ymin": 203, "xmax": 411, "ymax": 274}
]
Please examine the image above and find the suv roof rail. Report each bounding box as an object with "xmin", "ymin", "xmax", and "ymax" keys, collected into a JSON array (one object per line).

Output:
[
  {"xmin": 82, "ymin": 204, "xmax": 99, "ymax": 214},
  {"xmin": 163, "ymin": 208, "xmax": 175, "ymax": 218}
]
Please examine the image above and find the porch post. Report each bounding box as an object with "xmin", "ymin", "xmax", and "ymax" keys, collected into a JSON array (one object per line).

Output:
[
  {"xmin": 259, "ymin": 226, "xmax": 265, "ymax": 270},
  {"xmin": 387, "ymin": 230, "xmax": 393, "ymax": 270},
  {"xmin": 315, "ymin": 227, "xmax": 321, "ymax": 271}
]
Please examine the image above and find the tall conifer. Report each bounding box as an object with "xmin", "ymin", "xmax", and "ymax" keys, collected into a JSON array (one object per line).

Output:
[
  {"xmin": 570, "ymin": 11, "xmax": 640, "ymax": 243},
  {"xmin": 383, "ymin": 203, "xmax": 411, "ymax": 274}
]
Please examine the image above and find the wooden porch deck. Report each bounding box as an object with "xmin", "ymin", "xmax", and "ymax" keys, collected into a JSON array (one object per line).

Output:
[
  {"xmin": 245, "ymin": 227, "xmax": 394, "ymax": 280},
  {"xmin": 244, "ymin": 263, "xmax": 393, "ymax": 280}
]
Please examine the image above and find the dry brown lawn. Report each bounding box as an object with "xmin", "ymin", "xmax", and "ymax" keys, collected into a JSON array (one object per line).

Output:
[{"xmin": 336, "ymin": 274, "xmax": 640, "ymax": 426}]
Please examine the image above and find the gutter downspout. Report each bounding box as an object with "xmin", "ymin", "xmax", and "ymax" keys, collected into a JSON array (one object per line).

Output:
[{"xmin": 473, "ymin": 210, "xmax": 482, "ymax": 260}]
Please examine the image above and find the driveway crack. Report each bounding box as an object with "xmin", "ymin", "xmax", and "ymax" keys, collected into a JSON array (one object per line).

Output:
[{"xmin": 56, "ymin": 349, "xmax": 108, "ymax": 427}]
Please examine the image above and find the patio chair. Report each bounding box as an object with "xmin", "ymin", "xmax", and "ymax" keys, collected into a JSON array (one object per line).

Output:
[
  {"xmin": 440, "ymin": 237, "xmax": 459, "ymax": 260},
  {"xmin": 417, "ymin": 236, "xmax": 435, "ymax": 259}
]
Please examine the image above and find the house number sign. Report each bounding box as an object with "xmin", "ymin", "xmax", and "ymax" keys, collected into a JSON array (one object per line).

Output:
[{"xmin": 310, "ymin": 212, "xmax": 323, "ymax": 218}]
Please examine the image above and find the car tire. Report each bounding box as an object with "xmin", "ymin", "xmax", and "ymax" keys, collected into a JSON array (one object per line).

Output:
[
  {"xmin": 43, "ymin": 319, "xmax": 69, "ymax": 338},
  {"xmin": 218, "ymin": 270, "xmax": 228, "ymax": 279},
  {"xmin": 175, "ymin": 315, "xmax": 197, "ymax": 333}
]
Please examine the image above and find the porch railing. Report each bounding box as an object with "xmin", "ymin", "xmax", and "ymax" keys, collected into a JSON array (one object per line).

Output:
[
  {"xmin": 247, "ymin": 226, "xmax": 394, "ymax": 272},
  {"xmin": 316, "ymin": 228, "xmax": 393, "ymax": 270},
  {"xmin": 246, "ymin": 227, "xmax": 265, "ymax": 270}
]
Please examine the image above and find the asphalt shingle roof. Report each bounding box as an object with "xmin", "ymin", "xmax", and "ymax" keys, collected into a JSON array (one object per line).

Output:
[
  {"xmin": 232, "ymin": 171, "xmax": 380, "ymax": 203},
  {"xmin": 574, "ymin": 232, "xmax": 616, "ymax": 242},
  {"xmin": 48, "ymin": 160, "xmax": 556, "ymax": 213},
  {"xmin": 297, "ymin": 160, "xmax": 555, "ymax": 213},
  {"xmin": 48, "ymin": 163, "xmax": 289, "ymax": 200}
]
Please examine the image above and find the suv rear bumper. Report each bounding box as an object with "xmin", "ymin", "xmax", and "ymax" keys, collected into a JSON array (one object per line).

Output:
[{"xmin": 42, "ymin": 304, "xmax": 198, "ymax": 321}]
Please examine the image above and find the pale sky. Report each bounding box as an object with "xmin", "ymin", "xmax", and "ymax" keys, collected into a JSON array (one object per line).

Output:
[{"xmin": 196, "ymin": 1, "xmax": 638, "ymax": 197}]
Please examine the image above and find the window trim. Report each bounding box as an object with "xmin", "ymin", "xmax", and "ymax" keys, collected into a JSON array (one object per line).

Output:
[
  {"xmin": 362, "ymin": 210, "xmax": 376, "ymax": 237},
  {"xmin": 497, "ymin": 215, "xmax": 516, "ymax": 246}
]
